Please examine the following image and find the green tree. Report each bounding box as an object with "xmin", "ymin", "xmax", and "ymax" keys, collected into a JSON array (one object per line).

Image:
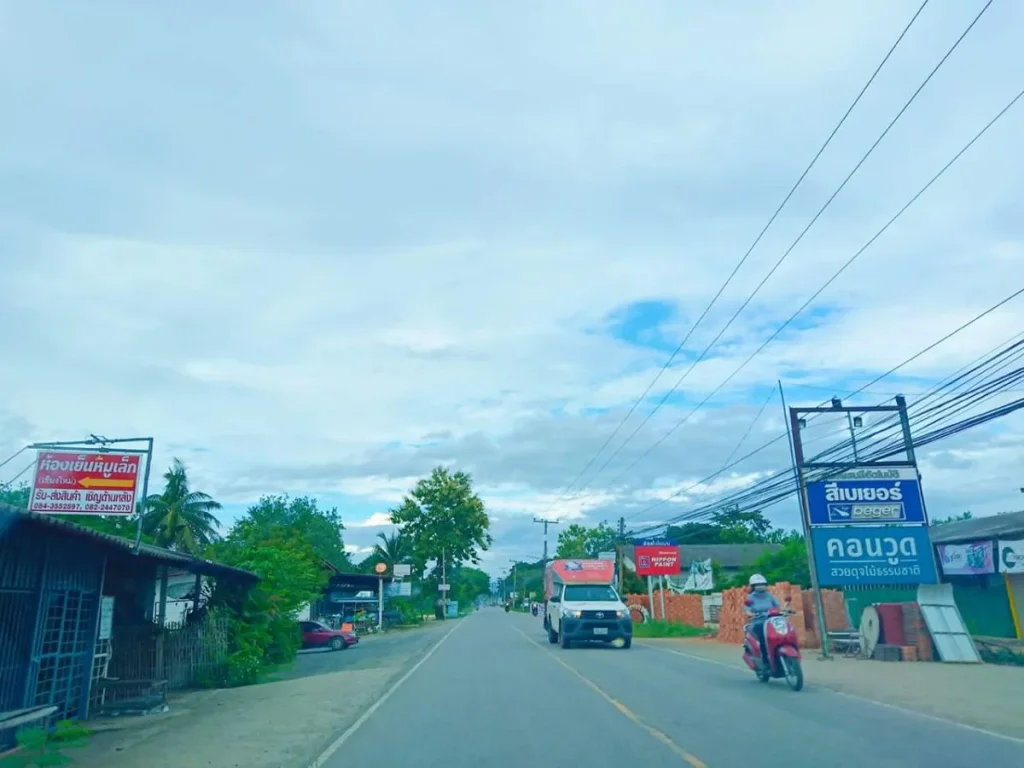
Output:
[
  {"xmin": 231, "ymin": 494, "xmax": 352, "ymax": 570},
  {"xmin": 0, "ymin": 482, "xmax": 30, "ymax": 508},
  {"xmin": 389, "ymin": 466, "xmax": 492, "ymax": 579},
  {"xmin": 665, "ymin": 506, "xmax": 774, "ymax": 544},
  {"xmin": 450, "ymin": 565, "xmax": 491, "ymax": 607},
  {"xmin": 931, "ymin": 511, "xmax": 973, "ymax": 526},
  {"xmin": 733, "ymin": 532, "xmax": 810, "ymax": 588},
  {"xmin": 373, "ymin": 529, "xmax": 412, "ymax": 570},
  {"xmin": 554, "ymin": 521, "xmax": 618, "ymax": 558},
  {"xmin": 142, "ymin": 458, "xmax": 221, "ymax": 553}
]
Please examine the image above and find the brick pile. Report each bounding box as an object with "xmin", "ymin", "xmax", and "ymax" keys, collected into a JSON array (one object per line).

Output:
[
  {"xmin": 624, "ymin": 591, "xmax": 704, "ymax": 626},
  {"xmin": 717, "ymin": 582, "xmax": 850, "ymax": 648},
  {"xmin": 898, "ymin": 601, "xmax": 935, "ymax": 662}
]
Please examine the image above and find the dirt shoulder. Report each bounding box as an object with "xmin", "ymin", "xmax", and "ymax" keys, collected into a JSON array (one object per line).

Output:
[
  {"xmin": 639, "ymin": 638, "xmax": 1024, "ymax": 740},
  {"xmin": 73, "ymin": 620, "xmax": 455, "ymax": 768}
]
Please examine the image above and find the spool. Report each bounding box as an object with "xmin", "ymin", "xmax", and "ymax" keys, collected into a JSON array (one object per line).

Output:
[{"xmin": 860, "ymin": 605, "xmax": 881, "ymax": 659}]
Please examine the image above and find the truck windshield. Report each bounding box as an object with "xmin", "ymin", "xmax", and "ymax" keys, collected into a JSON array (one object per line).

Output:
[{"xmin": 563, "ymin": 585, "xmax": 618, "ymax": 602}]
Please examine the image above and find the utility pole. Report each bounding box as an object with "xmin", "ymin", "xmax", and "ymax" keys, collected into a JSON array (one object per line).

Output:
[
  {"xmin": 617, "ymin": 517, "xmax": 627, "ymax": 592},
  {"xmin": 509, "ymin": 559, "xmax": 519, "ymax": 606},
  {"xmin": 533, "ymin": 517, "xmax": 560, "ymax": 568}
]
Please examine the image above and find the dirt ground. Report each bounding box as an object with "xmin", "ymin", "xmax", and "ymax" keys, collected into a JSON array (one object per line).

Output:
[
  {"xmin": 71, "ymin": 621, "xmax": 454, "ymax": 768},
  {"xmin": 639, "ymin": 637, "xmax": 1024, "ymax": 739}
]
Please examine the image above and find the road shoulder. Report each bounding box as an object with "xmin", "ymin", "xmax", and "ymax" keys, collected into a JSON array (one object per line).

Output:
[{"xmin": 639, "ymin": 638, "xmax": 1024, "ymax": 740}]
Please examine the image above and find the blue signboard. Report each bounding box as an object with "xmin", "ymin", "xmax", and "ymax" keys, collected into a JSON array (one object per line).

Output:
[
  {"xmin": 806, "ymin": 467, "xmax": 926, "ymax": 526},
  {"xmin": 810, "ymin": 524, "xmax": 937, "ymax": 586},
  {"xmin": 633, "ymin": 537, "xmax": 676, "ymax": 547}
]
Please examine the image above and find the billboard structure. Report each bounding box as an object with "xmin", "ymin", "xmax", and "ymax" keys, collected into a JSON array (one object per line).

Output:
[{"xmin": 786, "ymin": 392, "xmax": 939, "ymax": 657}]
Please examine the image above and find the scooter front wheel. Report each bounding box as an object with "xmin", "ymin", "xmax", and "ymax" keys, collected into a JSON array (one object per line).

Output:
[{"xmin": 781, "ymin": 656, "xmax": 804, "ymax": 691}]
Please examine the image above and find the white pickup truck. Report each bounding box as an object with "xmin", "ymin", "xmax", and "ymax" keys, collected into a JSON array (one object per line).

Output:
[{"xmin": 543, "ymin": 559, "xmax": 632, "ymax": 649}]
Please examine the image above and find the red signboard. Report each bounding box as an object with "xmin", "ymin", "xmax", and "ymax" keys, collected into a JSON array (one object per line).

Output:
[
  {"xmin": 29, "ymin": 451, "xmax": 142, "ymax": 515},
  {"xmin": 634, "ymin": 544, "xmax": 681, "ymax": 577}
]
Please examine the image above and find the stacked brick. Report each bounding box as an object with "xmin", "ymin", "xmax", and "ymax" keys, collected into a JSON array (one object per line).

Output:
[
  {"xmin": 898, "ymin": 601, "xmax": 935, "ymax": 662},
  {"xmin": 716, "ymin": 582, "xmax": 850, "ymax": 648},
  {"xmin": 624, "ymin": 592, "xmax": 704, "ymax": 627}
]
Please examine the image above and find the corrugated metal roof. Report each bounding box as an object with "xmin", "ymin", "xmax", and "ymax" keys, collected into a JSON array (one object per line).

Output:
[
  {"xmin": 624, "ymin": 543, "xmax": 783, "ymax": 569},
  {"xmin": 928, "ymin": 509, "xmax": 1024, "ymax": 544},
  {"xmin": 0, "ymin": 503, "xmax": 258, "ymax": 581}
]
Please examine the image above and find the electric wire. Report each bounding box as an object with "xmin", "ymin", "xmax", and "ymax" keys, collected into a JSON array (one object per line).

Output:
[
  {"xmin": 533, "ymin": 2, "xmax": 936, "ymax": 518},
  {"xmin": 560, "ymin": 3, "xmax": 995, "ymax": 503}
]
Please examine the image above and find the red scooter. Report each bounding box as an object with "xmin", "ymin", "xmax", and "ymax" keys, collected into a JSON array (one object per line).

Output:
[{"xmin": 742, "ymin": 599, "xmax": 804, "ymax": 691}]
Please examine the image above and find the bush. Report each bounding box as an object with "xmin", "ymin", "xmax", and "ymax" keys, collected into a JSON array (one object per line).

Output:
[{"xmin": 632, "ymin": 620, "xmax": 712, "ymax": 639}]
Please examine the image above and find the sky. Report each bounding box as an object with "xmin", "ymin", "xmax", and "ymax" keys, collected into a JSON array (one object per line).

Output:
[{"xmin": 2, "ymin": 1, "xmax": 1023, "ymax": 577}]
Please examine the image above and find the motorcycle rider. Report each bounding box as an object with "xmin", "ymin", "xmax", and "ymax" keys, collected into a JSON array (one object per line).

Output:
[{"xmin": 744, "ymin": 573, "xmax": 779, "ymax": 669}]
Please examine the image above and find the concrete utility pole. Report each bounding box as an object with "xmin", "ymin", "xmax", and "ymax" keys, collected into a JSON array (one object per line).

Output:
[
  {"xmin": 533, "ymin": 517, "xmax": 560, "ymax": 568},
  {"xmin": 617, "ymin": 517, "xmax": 627, "ymax": 591}
]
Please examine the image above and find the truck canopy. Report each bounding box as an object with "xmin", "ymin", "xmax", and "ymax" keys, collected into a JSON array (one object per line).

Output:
[{"xmin": 545, "ymin": 559, "xmax": 615, "ymax": 600}]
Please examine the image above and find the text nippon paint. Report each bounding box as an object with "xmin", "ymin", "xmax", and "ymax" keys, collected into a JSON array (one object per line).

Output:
[
  {"xmin": 810, "ymin": 524, "xmax": 937, "ymax": 586},
  {"xmin": 805, "ymin": 467, "xmax": 926, "ymax": 526}
]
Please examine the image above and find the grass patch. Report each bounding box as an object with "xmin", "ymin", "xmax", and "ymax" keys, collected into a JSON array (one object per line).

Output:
[{"xmin": 632, "ymin": 620, "xmax": 711, "ymax": 639}]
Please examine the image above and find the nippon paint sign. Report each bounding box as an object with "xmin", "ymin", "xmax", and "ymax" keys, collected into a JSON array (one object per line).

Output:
[{"xmin": 805, "ymin": 467, "xmax": 926, "ymax": 526}]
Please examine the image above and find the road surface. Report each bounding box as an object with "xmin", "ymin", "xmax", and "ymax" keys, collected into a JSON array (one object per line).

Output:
[{"xmin": 315, "ymin": 608, "xmax": 1024, "ymax": 768}]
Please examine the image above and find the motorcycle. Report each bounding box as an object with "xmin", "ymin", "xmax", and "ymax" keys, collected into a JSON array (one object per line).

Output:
[
  {"xmin": 742, "ymin": 599, "xmax": 804, "ymax": 691},
  {"xmin": 531, "ymin": 604, "xmax": 538, "ymax": 616},
  {"xmin": 504, "ymin": 603, "xmax": 510, "ymax": 613}
]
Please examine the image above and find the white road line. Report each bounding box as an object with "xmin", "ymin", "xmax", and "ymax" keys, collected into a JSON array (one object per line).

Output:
[
  {"xmin": 640, "ymin": 642, "xmax": 1024, "ymax": 746},
  {"xmin": 307, "ymin": 619, "xmax": 467, "ymax": 767}
]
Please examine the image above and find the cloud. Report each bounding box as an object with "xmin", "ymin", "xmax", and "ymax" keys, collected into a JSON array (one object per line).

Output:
[{"xmin": 2, "ymin": 1, "xmax": 1024, "ymax": 571}]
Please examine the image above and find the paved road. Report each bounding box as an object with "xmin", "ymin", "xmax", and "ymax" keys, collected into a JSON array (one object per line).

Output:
[
  {"xmin": 316, "ymin": 608, "xmax": 1024, "ymax": 768},
  {"xmin": 282, "ymin": 621, "xmax": 453, "ymax": 681}
]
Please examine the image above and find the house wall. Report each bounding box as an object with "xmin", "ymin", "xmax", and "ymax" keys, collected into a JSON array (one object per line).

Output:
[{"xmin": 0, "ymin": 524, "xmax": 105, "ymax": 750}]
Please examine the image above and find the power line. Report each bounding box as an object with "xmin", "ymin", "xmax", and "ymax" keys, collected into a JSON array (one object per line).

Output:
[
  {"xmin": 533, "ymin": 1, "xmax": 934, "ymax": 518},
  {"xmin": 559, "ymin": 1, "xmax": 994, "ymax": 501},
  {"xmin": 586, "ymin": 85, "xmax": 1024, "ymax": 509},
  {"xmin": 625, "ymin": 301, "xmax": 1024, "ymax": 529}
]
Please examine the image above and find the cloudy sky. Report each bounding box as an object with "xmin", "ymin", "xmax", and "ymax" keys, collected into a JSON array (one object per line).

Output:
[{"xmin": 2, "ymin": 1, "xmax": 1023, "ymax": 575}]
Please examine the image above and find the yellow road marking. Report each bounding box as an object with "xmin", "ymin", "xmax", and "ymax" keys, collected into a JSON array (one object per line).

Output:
[{"xmin": 513, "ymin": 626, "xmax": 708, "ymax": 768}]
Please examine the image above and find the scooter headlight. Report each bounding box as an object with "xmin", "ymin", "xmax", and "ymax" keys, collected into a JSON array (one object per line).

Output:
[{"xmin": 769, "ymin": 617, "xmax": 790, "ymax": 633}]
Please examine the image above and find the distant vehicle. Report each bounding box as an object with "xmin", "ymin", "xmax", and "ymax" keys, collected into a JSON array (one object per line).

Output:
[
  {"xmin": 299, "ymin": 620, "xmax": 359, "ymax": 651},
  {"xmin": 543, "ymin": 559, "xmax": 632, "ymax": 649}
]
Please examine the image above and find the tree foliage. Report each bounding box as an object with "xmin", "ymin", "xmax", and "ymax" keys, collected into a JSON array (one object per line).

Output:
[
  {"xmin": 931, "ymin": 510, "xmax": 973, "ymax": 526},
  {"xmin": 142, "ymin": 458, "xmax": 221, "ymax": 553},
  {"xmin": 665, "ymin": 506, "xmax": 778, "ymax": 545},
  {"xmin": 389, "ymin": 466, "xmax": 492, "ymax": 579},
  {"xmin": 230, "ymin": 494, "xmax": 352, "ymax": 570},
  {"xmin": 555, "ymin": 521, "xmax": 618, "ymax": 559}
]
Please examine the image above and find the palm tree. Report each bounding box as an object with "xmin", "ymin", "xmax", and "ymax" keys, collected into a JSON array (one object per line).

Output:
[
  {"xmin": 373, "ymin": 529, "xmax": 411, "ymax": 569},
  {"xmin": 142, "ymin": 458, "xmax": 221, "ymax": 553}
]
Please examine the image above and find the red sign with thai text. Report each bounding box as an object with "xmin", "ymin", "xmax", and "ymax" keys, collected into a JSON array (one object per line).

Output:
[
  {"xmin": 29, "ymin": 451, "xmax": 142, "ymax": 515},
  {"xmin": 634, "ymin": 544, "xmax": 681, "ymax": 577}
]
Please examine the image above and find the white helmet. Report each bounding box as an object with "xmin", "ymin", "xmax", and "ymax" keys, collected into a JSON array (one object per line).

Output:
[{"xmin": 748, "ymin": 573, "xmax": 768, "ymax": 587}]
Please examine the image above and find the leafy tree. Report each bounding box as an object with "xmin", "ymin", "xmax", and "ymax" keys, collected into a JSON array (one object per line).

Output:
[
  {"xmin": 142, "ymin": 458, "xmax": 221, "ymax": 553},
  {"xmin": 732, "ymin": 532, "xmax": 811, "ymax": 588},
  {"xmin": 931, "ymin": 511, "xmax": 973, "ymax": 526},
  {"xmin": 373, "ymin": 530, "xmax": 412, "ymax": 570},
  {"xmin": 555, "ymin": 521, "xmax": 618, "ymax": 559},
  {"xmin": 665, "ymin": 506, "xmax": 774, "ymax": 544},
  {"xmin": 450, "ymin": 565, "xmax": 491, "ymax": 607},
  {"xmin": 389, "ymin": 466, "xmax": 492, "ymax": 579},
  {"xmin": 231, "ymin": 494, "xmax": 352, "ymax": 570},
  {"xmin": 0, "ymin": 482, "xmax": 30, "ymax": 508}
]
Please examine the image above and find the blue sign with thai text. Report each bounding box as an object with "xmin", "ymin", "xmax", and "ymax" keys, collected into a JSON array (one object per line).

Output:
[
  {"xmin": 806, "ymin": 467, "xmax": 926, "ymax": 526},
  {"xmin": 810, "ymin": 524, "xmax": 937, "ymax": 586},
  {"xmin": 633, "ymin": 537, "xmax": 676, "ymax": 547}
]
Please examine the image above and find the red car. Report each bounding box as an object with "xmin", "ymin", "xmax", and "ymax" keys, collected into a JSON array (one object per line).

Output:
[{"xmin": 299, "ymin": 620, "xmax": 359, "ymax": 651}]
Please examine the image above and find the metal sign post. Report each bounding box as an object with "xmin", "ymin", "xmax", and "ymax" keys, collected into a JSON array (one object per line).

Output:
[
  {"xmin": 786, "ymin": 391, "xmax": 939, "ymax": 659},
  {"xmin": 374, "ymin": 562, "xmax": 387, "ymax": 631}
]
